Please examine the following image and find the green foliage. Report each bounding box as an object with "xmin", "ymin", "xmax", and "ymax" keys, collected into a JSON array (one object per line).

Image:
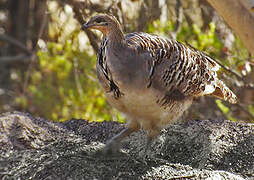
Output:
[
  {"xmin": 15, "ymin": 9, "xmax": 251, "ymax": 122},
  {"xmin": 216, "ymin": 100, "xmax": 237, "ymax": 121},
  {"xmin": 14, "ymin": 3, "xmax": 125, "ymax": 122},
  {"xmin": 147, "ymin": 20, "xmax": 174, "ymax": 35},
  {"xmin": 189, "ymin": 23, "xmax": 222, "ymax": 53},
  {"xmin": 19, "ymin": 36, "xmax": 118, "ymax": 122},
  {"xmin": 249, "ymin": 105, "xmax": 254, "ymax": 118},
  {"xmin": 148, "ymin": 20, "xmax": 223, "ymax": 59},
  {"xmin": 147, "ymin": 19, "xmax": 248, "ymax": 121}
]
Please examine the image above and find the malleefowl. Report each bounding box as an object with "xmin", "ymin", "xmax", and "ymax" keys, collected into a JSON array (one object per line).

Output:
[{"xmin": 82, "ymin": 14, "xmax": 237, "ymax": 153}]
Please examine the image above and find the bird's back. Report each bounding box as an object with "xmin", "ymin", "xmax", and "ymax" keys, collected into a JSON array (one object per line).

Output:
[{"xmin": 124, "ymin": 32, "xmax": 237, "ymax": 104}]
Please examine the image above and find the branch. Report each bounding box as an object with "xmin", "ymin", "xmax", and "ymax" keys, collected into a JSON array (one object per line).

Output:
[
  {"xmin": 235, "ymin": 103, "xmax": 254, "ymax": 122},
  {"xmin": 137, "ymin": 0, "xmax": 161, "ymax": 32},
  {"xmin": 0, "ymin": 34, "xmax": 32, "ymax": 55},
  {"xmin": 213, "ymin": 58, "xmax": 254, "ymax": 90},
  {"xmin": 206, "ymin": 0, "xmax": 254, "ymax": 55},
  {"xmin": 219, "ymin": 61, "xmax": 254, "ymax": 90},
  {"xmin": 169, "ymin": 175, "xmax": 196, "ymax": 180},
  {"xmin": 61, "ymin": 0, "xmax": 99, "ymax": 52},
  {"xmin": 23, "ymin": 1, "xmax": 48, "ymax": 94},
  {"xmin": 195, "ymin": 47, "xmax": 254, "ymax": 90},
  {"xmin": 172, "ymin": 0, "xmax": 183, "ymax": 39},
  {"xmin": 0, "ymin": 54, "xmax": 31, "ymax": 64}
]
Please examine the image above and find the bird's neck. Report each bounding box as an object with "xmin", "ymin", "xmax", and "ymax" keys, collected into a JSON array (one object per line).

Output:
[{"xmin": 105, "ymin": 25, "xmax": 125, "ymax": 47}]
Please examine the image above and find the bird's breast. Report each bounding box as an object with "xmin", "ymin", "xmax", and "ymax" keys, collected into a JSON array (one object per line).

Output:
[{"xmin": 96, "ymin": 44, "xmax": 193, "ymax": 130}]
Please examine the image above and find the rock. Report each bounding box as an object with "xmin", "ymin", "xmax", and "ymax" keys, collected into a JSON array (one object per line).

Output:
[{"xmin": 0, "ymin": 111, "xmax": 253, "ymax": 179}]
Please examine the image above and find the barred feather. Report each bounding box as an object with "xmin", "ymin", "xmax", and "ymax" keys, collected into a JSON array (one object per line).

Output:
[
  {"xmin": 85, "ymin": 14, "xmax": 238, "ymax": 150},
  {"xmin": 125, "ymin": 32, "xmax": 237, "ymax": 104}
]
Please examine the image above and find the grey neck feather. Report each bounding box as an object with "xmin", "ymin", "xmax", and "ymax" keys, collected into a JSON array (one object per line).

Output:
[{"xmin": 106, "ymin": 22, "xmax": 125, "ymax": 47}]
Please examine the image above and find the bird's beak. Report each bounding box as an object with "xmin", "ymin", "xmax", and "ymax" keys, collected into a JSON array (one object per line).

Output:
[
  {"xmin": 81, "ymin": 21, "xmax": 107, "ymax": 34},
  {"xmin": 81, "ymin": 22, "xmax": 92, "ymax": 30}
]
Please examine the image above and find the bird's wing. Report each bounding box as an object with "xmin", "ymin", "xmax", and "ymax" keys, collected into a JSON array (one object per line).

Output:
[{"xmin": 125, "ymin": 32, "xmax": 237, "ymax": 104}]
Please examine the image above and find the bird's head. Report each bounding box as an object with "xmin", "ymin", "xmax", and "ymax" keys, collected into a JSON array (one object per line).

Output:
[{"xmin": 82, "ymin": 14, "xmax": 121, "ymax": 36}]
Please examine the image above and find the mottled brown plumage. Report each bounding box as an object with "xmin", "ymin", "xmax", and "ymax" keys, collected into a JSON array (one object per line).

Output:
[{"xmin": 82, "ymin": 14, "xmax": 237, "ymax": 153}]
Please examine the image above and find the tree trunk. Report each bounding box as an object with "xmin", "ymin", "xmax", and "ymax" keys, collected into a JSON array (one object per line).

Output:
[
  {"xmin": 206, "ymin": 0, "xmax": 254, "ymax": 121},
  {"xmin": 0, "ymin": 0, "xmax": 47, "ymax": 112},
  {"xmin": 206, "ymin": 0, "xmax": 254, "ymax": 55}
]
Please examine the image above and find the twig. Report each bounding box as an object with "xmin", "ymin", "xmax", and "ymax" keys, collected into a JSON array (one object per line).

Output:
[
  {"xmin": 187, "ymin": 41, "xmax": 254, "ymax": 91},
  {"xmin": 199, "ymin": 50, "xmax": 254, "ymax": 90},
  {"xmin": 216, "ymin": 60, "xmax": 243, "ymax": 80},
  {"xmin": 235, "ymin": 103, "xmax": 254, "ymax": 122},
  {"xmin": 84, "ymin": 29, "xmax": 99, "ymax": 53},
  {"xmin": 169, "ymin": 174, "xmax": 196, "ymax": 180},
  {"xmin": 23, "ymin": 2, "xmax": 48, "ymax": 94},
  {"xmin": 0, "ymin": 54, "xmax": 31, "ymax": 64},
  {"xmin": 172, "ymin": 0, "xmax": 182, "ymax": 39},
  {"xmin": 73, "ymin": 1, "xmax": 99, "ymax": 52},
  {"xmin": 62, "ymin": 0, "xmax": 99, "ymax": 52},
  {"xmin": 242, "ymin": 83, "xmax": 254, "ymax": 90},
  {"xmin": 0, "ymin": 34, "xmax": 32, "ymax": 55},
  {"xmin": 73, "ymin": 58, "xmax": 84, "ymax": 99},
  {"xmin": 137, "ymin": 0, "xmax": 161, "ymax": 32},
  {"xmin": 216, "ymin": 60, "xmax": 254, "ymax": 90}
]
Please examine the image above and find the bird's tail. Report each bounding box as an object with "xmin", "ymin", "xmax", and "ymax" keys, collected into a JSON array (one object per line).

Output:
[{"xmin": 210, "ymin": 79, "xmax": 237, "ymax": 104}]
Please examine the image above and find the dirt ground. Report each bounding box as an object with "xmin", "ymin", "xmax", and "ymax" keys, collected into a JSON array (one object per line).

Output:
[{"xmin": 1, "ymin": 112, "xmax": 253, "ymax": 179}]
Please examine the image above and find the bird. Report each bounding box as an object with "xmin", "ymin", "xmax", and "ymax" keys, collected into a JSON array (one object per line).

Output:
[{"xmin": 81, "ymin": 14, "xmax": 237, "ymax": 154}]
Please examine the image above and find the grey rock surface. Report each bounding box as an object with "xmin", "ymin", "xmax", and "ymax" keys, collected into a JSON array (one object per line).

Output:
[{"xmin": 0, "ymin": 111, "xmax": 253, "ymax": 179}]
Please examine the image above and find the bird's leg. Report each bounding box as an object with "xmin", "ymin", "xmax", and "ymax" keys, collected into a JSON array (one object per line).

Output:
[
  {"xmin": 103, "ymin": 128, "xmax": 134, "ymax": 153},
  {"xmin": 143, "ymin": 136, "xmax": 153, "ymax": 157},
  {"xmin": 102, "ymin": 122, "xmax": 140, "ymax": 155},
  {"xmin": 142, "ymin": 129, "xmax": 160, "ymax": 159}
]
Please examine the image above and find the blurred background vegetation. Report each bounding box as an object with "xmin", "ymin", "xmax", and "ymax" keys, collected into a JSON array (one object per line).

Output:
[{"xmin": 0, "ymin": 0, "xmax": 253, "ymax": 122}]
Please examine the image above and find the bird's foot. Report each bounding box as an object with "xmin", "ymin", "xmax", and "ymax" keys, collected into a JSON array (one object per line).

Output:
[
  {"xmin": 95, "ymin": 139, "xmax": 123, "ymax": 157},
  {"xmin": 95, "ymin": 127, "xmax": 136, "ymax": 156}
]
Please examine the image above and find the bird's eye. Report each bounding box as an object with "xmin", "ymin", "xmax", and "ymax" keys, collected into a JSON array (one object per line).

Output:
[{"xmin": 95, "ymin": 18, "xmax": 105, "ymax": 23}]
